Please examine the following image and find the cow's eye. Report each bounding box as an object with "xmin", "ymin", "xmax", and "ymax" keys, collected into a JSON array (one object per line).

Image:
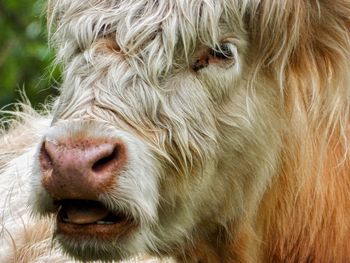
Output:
[
  {"xmin": 210, "ymin": 43, "xmax": 235, "ymax": 60},
  {"xmin": 98, "ymin": 24, "xmax": 111, "ymax": 38},
  {"xmin": 192, "ymin": 42, "xmax": 236, "ymax": 72}
]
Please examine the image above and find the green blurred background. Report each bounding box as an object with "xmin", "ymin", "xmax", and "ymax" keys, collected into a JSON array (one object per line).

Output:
[{"xmin": 0, "ymin": 0, "xmax": 60, "ymax": 114}]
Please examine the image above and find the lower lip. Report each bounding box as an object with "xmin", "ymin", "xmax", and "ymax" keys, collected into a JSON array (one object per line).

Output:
[{"xmin": 56, "ymin": 217, "xmax": 137, "ymax": 241}]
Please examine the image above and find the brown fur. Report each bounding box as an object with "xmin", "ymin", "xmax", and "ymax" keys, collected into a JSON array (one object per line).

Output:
[{"xmin": 172, "ymin": 1, "xmax": 350, "ymax": 262}]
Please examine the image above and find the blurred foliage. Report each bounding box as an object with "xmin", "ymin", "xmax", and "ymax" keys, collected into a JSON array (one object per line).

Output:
[{"xmin": 0, "ymin": 0, "xmax": 60, "ymax": 113}]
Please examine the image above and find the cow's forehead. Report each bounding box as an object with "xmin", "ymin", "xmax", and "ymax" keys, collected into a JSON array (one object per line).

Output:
[{"xmin": 48, "ymin": 0, "xmax": 246, "ymax": 57}]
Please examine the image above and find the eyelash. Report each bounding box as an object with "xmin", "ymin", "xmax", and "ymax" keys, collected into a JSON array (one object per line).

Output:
[
  {"xmin": 210, "ymin": 43, "xmax": 234, "ymax": 59},
  {"xmin": 192, "ymin": 43, "xmax": 235, "ymax": 72},
  {"xmin": 98, "ymin": 24, "xmax": 112, "ymax": 38}
]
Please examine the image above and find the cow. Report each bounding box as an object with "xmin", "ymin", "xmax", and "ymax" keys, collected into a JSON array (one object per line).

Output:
[{"xmin": 1, "ymin": 1, "xmax": 350, "ymax": 262}]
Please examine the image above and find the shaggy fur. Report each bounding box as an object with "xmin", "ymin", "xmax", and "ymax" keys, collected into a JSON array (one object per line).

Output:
[{"xmin": 1, "ymin": 0, "xmax": 350, "ymax": 262}]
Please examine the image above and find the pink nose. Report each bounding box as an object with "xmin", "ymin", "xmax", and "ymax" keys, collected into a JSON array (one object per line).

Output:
[{"xmin": 39, "ymin": 138, "xmax": 127, "ymax": 200}]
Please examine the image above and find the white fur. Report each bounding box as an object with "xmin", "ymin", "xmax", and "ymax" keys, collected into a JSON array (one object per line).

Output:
[{"xmin": 1, "ymin": 0, "xmax": 280, "ymax": 261}]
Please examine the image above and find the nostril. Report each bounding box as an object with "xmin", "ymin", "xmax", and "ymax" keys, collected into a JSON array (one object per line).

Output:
[
  {"xmin": 40, "ymin": 141, "xmax": 54, "ymax": 171},
  {"xmin": 92, "ymin": 146, "xmax": 119, "ymax": 173}
]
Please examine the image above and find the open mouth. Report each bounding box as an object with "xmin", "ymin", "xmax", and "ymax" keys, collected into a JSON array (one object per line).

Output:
[{"xmin": 55, "ymin": 199, "xmax": 136, "ymax": 240}]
